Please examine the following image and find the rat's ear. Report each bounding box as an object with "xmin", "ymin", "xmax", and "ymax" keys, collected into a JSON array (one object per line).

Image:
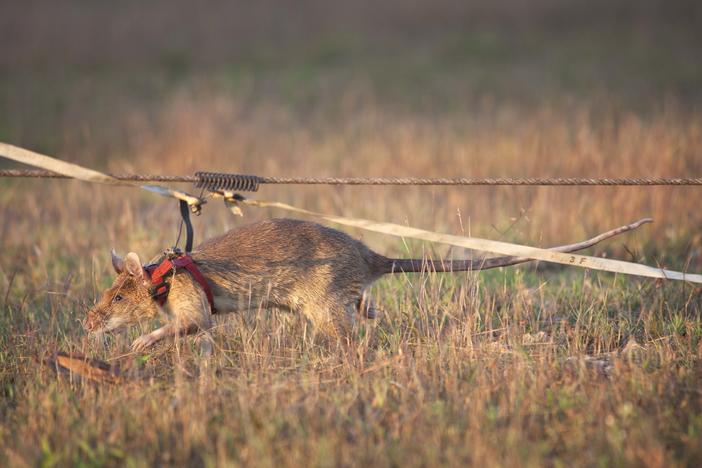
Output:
[
  {"xmin": 111, "ymin": 249, "xmax": 125, "ymax": 274},
  {"xmin": 124, "ymin": 252, "xmax": 144, "ymax": 279}
]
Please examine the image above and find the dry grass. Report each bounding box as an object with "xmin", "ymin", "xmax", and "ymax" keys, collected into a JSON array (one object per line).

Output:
[
  {"xmin": 2, "ymin": 1, "xmax": 702, "ymax": 466},
  {"xmin": 2, "ymin": 94, "xmax": 702, "ymax": 467}
]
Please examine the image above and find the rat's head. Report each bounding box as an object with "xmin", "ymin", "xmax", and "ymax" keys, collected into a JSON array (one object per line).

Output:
[{"xmin": 85, "ymin": 250, "xmax": 158, "ymax": 334}]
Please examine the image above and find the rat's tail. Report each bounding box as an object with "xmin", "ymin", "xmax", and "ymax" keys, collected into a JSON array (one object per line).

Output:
[
  {"xmin": 377, "ymin": 218, "xmax": 651, "ymax": 274},
  {"xmin": 385, "ymin": 256, "xmax": 530, "ymax": 273}
]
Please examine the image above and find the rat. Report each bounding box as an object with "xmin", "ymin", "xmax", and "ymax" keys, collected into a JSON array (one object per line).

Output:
[{"xmin": 84, "ymin": 217, "xmax": 648, "ymax": 351}]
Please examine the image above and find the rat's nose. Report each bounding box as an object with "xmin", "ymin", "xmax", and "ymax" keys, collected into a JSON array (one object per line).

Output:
[{"xmin": 84, "ymin": 313, "xmax": 96, "ymax": 331}]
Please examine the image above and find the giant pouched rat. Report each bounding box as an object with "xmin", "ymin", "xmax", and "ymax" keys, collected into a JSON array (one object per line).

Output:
[{"xmin": 84, "ymin": 217, "xmax": 647, "ymax": 351}]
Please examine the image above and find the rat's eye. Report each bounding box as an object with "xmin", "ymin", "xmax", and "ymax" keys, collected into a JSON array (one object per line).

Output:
[{"xmin": 113, "ymin": 294, "xmax": 124, "ymax": 303}]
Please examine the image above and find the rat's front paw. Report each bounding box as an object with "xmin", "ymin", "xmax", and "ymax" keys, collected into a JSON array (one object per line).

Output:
[{"xmin": 131, "ymin": 334, "xmax": 158, "ymax": 352}]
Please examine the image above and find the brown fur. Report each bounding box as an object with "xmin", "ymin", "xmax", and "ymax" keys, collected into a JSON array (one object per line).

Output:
[{"xmin": 84, "ymin": 217, "xmax": 634, "ymax": 351}]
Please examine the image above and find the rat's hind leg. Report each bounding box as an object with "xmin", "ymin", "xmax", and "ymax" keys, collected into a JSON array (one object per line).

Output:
[
  {"xmin": 301, "ymin": 300, "xmax": 358, "ymax": 338},
  {"xmin": 357, "ymin": 292, "xmax": 379, "ymax": 319}
]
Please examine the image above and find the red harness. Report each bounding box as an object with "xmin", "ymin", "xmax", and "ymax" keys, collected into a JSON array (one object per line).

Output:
[{"xmin": 144, "ymin": 253, "xmax": 217, "ymax": 314}]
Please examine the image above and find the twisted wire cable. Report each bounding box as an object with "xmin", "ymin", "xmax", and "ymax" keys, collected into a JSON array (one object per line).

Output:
[{"xmin": 2, "ymin": 169, "xmax": 702, "ymax": 186}]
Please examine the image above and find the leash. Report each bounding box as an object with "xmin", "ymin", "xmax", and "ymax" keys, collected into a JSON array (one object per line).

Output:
[{"xmin": 179, "ymin": 199, "xmax": 194, "ymax": 253}]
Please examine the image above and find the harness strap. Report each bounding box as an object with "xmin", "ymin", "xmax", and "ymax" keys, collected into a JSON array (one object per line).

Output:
[
  {"xmin": 179, "ymin": 199, "xmax": 194, "ymax": 253},
  {"xmin": 145, "ymin": 254, "xmax": 217, "ymax": 314},
  {"xmin": 172, "ymin": 256, "xmax": 216, "ymax": 313}
]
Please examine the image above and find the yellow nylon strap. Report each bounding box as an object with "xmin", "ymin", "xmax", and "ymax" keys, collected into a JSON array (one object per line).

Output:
[{"xmin": 0, "ymin": 142, "xmax": 203, "ymax": 207}]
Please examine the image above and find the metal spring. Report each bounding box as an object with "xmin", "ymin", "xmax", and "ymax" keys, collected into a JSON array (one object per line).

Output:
[{"xmin": 194, "ymin": 172, "xmax": 261, "ymax": 192}]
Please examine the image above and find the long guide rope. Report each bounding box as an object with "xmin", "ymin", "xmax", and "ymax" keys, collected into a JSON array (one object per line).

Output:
[{"xmin": 2, "ymin": 169, "xmax": 702, "ymax": 186}]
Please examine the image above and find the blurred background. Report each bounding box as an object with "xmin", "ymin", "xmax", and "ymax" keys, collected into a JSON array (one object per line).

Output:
[{"xmin": 1, "ymin": 0, "xmax": 701, "ymax": 266}]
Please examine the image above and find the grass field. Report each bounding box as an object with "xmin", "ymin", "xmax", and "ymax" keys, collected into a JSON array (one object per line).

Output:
[{"xmin": 2, "ymin": 1, "xmax": 702, "ymax": 466}]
